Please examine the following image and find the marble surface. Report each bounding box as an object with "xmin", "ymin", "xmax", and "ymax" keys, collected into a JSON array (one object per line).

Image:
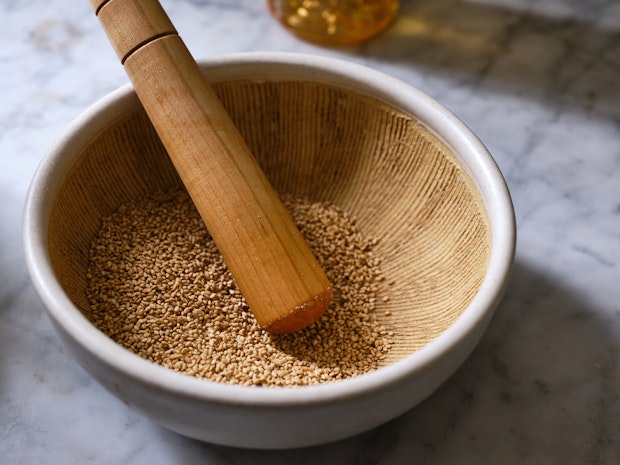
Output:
[{"xmin": 2, "ymin": 0, "xmax": 620, "ymax": 462}]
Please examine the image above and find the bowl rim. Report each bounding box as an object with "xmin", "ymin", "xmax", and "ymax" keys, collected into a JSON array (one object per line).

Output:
[{"xmin": 23, "ymin": 51, "xmax": 515, "ymax": 407}]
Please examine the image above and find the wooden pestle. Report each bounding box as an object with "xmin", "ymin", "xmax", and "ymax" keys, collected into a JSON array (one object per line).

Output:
[{"xmin": 89, "ymin": 0, "xmax": 333, "ymax": 333}]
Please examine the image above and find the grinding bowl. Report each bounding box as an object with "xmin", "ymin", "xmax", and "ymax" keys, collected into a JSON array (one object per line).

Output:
[{"xmin": 23, "ymin": 52, "xmax": 515, "ymax": 449}]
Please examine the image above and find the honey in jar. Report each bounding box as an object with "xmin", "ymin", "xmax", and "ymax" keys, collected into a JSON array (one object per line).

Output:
[{"xmin": 267, "ymin": 0, "xmax": 399, "ymax": 45}]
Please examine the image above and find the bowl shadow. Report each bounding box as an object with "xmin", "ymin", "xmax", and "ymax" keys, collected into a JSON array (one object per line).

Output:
[{"xmin": 157, "ymin": 258, "xmax": 620, "ymax": 463}]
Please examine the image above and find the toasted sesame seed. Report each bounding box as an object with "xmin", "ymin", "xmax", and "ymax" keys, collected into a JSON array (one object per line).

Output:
[{"xmin": 86, "ymin": 189, "xmax": 392, "ymax": 387}]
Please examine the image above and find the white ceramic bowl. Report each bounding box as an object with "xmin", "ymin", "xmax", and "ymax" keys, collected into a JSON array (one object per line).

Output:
[{"xmin": 23, "ymin": 52, "xmax": 515, "ymax": 449}]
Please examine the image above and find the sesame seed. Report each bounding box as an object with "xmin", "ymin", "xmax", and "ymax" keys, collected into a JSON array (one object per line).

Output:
[{"xmin": 86, "ymin": 189, "xmax": 393, "ymax": 387}]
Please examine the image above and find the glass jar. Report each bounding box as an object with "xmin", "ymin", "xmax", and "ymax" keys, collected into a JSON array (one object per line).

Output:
[{"xmin": 267, "ymin": 0, "xmax": 400, "ymax": 46}]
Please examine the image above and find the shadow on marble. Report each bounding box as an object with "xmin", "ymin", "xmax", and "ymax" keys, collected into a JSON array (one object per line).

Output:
[
  {"xmin": 153, "ymin": 258, "xmax": 619, "ymax": 464},
  {"xmin": 359, "ymin": 0, "xmax": 620, "ymax": 120}
]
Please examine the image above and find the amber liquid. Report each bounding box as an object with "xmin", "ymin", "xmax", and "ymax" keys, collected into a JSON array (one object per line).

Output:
[{"xmin": 267, "ymin": 0, "xmax": 399, "ymax": 45}]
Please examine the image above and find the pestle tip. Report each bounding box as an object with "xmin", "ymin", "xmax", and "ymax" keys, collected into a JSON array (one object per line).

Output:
[{"xmin": 264, "ymin": 287, "xmax": 333, "ymax": 334}]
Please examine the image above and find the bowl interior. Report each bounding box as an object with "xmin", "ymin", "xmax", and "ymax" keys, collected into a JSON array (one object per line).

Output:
[{"xmin": 48, "ymin": 79, "xmax": 491, "ymax": 365}]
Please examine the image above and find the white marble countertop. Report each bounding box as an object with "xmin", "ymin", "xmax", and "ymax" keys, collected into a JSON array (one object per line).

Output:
[{"xmin": 2, "ymin": 0, "xmax": 620, "ymax": 463}]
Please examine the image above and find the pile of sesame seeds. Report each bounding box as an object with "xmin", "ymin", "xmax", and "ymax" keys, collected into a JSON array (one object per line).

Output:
[{"xmin": 86, "ymin": 189, "xmax": 393, "ymax": 387}]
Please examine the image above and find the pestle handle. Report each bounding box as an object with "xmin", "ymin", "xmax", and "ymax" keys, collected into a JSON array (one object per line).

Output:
[{"xmin": 90, "ymin": 0, "xmax": 332, "ymax": 333}]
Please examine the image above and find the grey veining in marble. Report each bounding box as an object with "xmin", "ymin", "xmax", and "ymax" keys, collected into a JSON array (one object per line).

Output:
[{"xmin": 2, "ymin": 0, "xmax": 619, "ymax": 463}]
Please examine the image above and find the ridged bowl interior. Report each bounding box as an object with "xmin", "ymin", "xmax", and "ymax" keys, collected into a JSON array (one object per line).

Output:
[{"xmin": 48, "ymin": 79, "xmax": 491, "ymax": 365}]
